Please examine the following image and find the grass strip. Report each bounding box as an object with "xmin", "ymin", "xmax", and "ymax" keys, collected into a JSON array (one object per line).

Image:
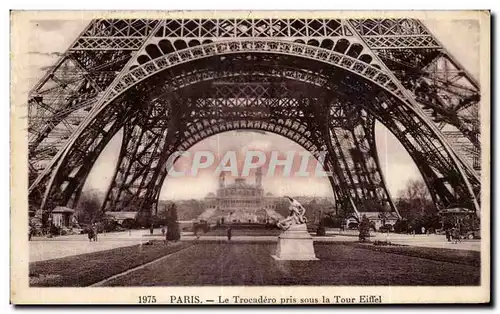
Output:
[
  {"xmin": 348, "ymin": 242, "xmax": 480, "ymax": 267},
  {"xmin": 29, "ymin": 241, "xmax": 193, "ymax": 287}
]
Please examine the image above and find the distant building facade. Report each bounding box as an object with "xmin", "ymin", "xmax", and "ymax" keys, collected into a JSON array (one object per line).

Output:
[{"xmin": 199, "ymin": 168, "xmax": 282, "ymax": 224}]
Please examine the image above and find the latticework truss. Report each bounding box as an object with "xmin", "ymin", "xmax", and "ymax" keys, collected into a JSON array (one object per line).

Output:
[{"xmin": 27, "ymin": 17, "xmax": 481, "ymax": 226}]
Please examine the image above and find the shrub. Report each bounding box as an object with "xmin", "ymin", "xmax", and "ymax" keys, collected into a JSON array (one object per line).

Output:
[
  {"xmin": 394, "ymin": 219, "xmax": 409, "ymax": 233},
  {"xmin": 373, "ymin": 240, "xmax": 394, "ymax": 246},
  {"xmin": 49, "ymin": 224, "xmax": 61, "ymax": 236},
  {"xmin": 316, "ymin": 224, "xmax": 326, "ymax": 236},
  {"xmin": 166, "ymin": 205, "xmax": 181, "ymax": 241},
  {"xmin": 121, "ymin": 219, "xmax": 137, "ymax": 230},
  {"xmin": 358, "ymin": 215, "xmax": 371, "ymax": 242}
]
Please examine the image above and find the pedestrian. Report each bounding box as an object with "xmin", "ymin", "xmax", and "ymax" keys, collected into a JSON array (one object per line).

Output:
[
  {"xmin": 451, "ymin": 228, "xmax": 456, "ymax": 244},
  {"xmin": 445, "ymin": 228, "xmax": 451, "ymax": 242},
  {"xmin": 87, "ymin": 227, "xmax": 94, "ymax": 242},
  {"xmin": 92, "ymin": 223, "xmax": 98, "ymax": 242},
  {"xmin": 421, "ymin": 226, "xmax": 426, "ymax": 235},
  {"xmin": 149, "ymin": 223, "xmax": 154, "ymax": 235},
  {"xmin": 452, "ymin": 228, "xmax": 461, "ymax": 244},
  {"xmin": 227, "ymin": 227, "xmax": 232, "ymax": 241}
]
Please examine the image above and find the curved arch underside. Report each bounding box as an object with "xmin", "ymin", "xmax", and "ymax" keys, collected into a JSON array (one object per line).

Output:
[{"xmin": 29, "ymin": 49, "xmax": 480, "ymax": 223}]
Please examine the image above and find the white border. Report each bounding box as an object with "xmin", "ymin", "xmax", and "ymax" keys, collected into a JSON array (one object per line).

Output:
[{"xmin": 3, "ymin": 1, "xmax": 499, "ymax": 313}]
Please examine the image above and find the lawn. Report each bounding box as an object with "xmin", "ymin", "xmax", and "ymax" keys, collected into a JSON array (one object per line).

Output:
[
  {"xmin": 29, "ymin": 241, "xmax": 193, "ymax": 287},
  {"xmin": 350, "ymin": 242, "xmax": 480, "ymax": 267},
  {"xmin": 101, "ymin": 242, "xmax": 480, "ymax": 286},
  {"xmin": 30, "ymin": 241, "xmax": 480, "ymax": 287}
]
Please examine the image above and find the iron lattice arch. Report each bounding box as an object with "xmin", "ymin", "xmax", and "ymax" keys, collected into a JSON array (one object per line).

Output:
[{"xmin": 27, "ymin": 17, "xmax": 481, "ymax": 224}]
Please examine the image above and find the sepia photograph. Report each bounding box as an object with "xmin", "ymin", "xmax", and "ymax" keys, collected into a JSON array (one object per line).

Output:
[{"xmin": 10, "ymin": 10, "xmax": 490, "ymax": 304}]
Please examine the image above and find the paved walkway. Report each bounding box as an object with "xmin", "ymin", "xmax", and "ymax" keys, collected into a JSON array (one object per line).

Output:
[
  {"xmin": 29, "ymin": 228, "xmax": 348, "ymax": 262},
  {"xmin": 370, "ymin": 232, "xmax": 481, "ymax": 251},
  {"xmin": 29, "ymin": 228, "xmax": 480, "ymax": 262},
  {"xmin": 30, "ymin": 229, "xmax": 153, "ymax": 262}
]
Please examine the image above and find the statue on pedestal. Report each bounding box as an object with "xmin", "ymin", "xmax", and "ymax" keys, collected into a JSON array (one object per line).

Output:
[
  {"xmin": 277, "ymin": 196, "xmax": 308, "ymax": 231},
  {"xmin": 273, "ymin": 196, "xmax": 318, "ymax": 260}
]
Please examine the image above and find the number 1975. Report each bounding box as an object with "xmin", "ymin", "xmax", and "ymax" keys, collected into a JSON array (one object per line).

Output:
[{"xmin": 139, "ymin": 296, "xmax": 157, "ymax": 304}]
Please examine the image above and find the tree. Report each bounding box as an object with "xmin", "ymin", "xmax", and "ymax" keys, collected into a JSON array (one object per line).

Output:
[
  {"xmin": 166, "ymin": 204, "xmax": 181, "ymax": 241},
  {"xmin": 402, "ymin": 180, "xmax": 431, "ymax": 210},
  {"xmin": 393, "ymin": 219, "xmax": 409, "ymax": 233},
  {"xmin": 157, "ymin": 199, "xmax": 206, "ymax": 220},
  {"xmin": 305, "ymin": 199, "xmax": 325, "ymax": 223},
  {"xmin": 316, "ymin": 224, "xmax": 326, "ymax": 236},
  {"xmin": 135, "ymin": 209, "xmax": 152, "ymax": 228},
  {"xmin": 335, "ymin": 200, "xmax": 350, "ymax": 219},
  {"xmin": 395, "ymin": 179, "xmax": 438, "ymax": 233},
  {"xmin": 157, "ymin": 205, "xmax": 170, "ymax": 226},
  {"xmin": 321, "ymin": 211, "xmax": 343, "ymax": 228},
  {"xmin": 76, "ymin": 191, "xmax": 104, "ymax": 224},
  {"xmin": 358, "ymin": 215, "xmax": 370, "ymax": 242},
  {"xmin": 274, "ymin": 198, "xmax": 291, "ymax": 217},
  {"xmin": 182, "ymin": 199, "xmax": 206, "ymax": 220}
]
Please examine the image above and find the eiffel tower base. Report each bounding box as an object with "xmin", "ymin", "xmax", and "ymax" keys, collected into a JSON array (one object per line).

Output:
[{"xmin": 272, "ymin": 224, "xmax": 318, "ymax": 260}]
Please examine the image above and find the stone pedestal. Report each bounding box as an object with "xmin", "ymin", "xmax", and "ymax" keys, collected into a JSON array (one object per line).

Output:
[{"xmin": 272, "ymin": 224, "xmax": 318, "ymax": 260}]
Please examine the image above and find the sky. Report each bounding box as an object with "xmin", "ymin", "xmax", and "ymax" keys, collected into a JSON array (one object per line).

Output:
[{"xmin": 26, "ymin": 17, "xmax": 480, "ymax": 201}]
